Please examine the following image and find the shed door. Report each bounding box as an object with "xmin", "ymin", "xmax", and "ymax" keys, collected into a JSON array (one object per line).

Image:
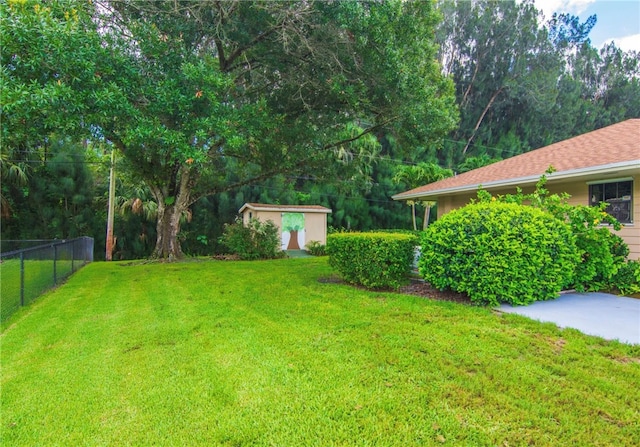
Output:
[{"xmin": 282, "ymin": 213, "xmax": 305, "ymax": 250}]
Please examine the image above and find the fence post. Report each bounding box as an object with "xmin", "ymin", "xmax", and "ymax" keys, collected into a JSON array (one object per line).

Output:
[
  {"xmin": 20, "ymin": 252, "xmax": 25, "ymax": 307},
  {"xmin": 53, "ymin": 243, "xmax": 58, "ymax": 285},
  {"xmin": 88, "ymin": 237, "xmax": 94, "ymax": 263},
  {"xmin": 71, "ymin": 239, "xmax": 76, "ymax": 273}
]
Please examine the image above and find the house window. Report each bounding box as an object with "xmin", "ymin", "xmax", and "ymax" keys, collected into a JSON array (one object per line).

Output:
[{"xmin": 589, "ymin": 180, "xmax": 633, "ymax": 224}]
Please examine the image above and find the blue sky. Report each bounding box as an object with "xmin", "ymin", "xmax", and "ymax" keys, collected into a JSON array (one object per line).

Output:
[{"xmin": 534, "ymin": 0, "xmax": 640, "ymax": 52}]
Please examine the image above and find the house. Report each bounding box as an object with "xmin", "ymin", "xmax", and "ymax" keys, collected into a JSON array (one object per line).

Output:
[
  {"xmin": 239, "ymin": 203, "xmax": 332, "ymax": 251},
  {"xmin": 393, "ymin": 119, "xmax": 640, "ymax": 260}
]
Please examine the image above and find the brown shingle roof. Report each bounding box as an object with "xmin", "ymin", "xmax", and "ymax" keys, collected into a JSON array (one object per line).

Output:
[{"xmin": 393, "ymin": 119, "xmax": 640, "ymax": 200}]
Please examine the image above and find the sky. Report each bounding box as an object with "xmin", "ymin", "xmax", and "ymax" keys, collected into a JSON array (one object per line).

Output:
[{"xmin": 534, "ymin": 0, "xmax": 640, "ymax": 52}]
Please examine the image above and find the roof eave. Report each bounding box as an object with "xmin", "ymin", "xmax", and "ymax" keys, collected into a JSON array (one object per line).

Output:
[
  {"xmin": 392, "ymin": 160, "xmax": 640, "ymax": 201},
  {"xmin": 239, "ymin": 203, "xmax": 332, "ymax": 214}
]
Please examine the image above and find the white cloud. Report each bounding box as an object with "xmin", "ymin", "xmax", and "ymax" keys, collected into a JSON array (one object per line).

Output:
[
  {"xmin": 532, "ymin": 0, "xmax": 640, "ymax": 53},
  {"xmin": 534, "ymin": 0, "xmax": 597, "ymax": 19},
  {"xmin": 602, "ymin": 34, "xmax": 640, "ymax": 52}
]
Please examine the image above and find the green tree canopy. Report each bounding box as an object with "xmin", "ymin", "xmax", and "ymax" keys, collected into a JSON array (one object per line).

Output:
[
  {"xmin": 2, "ymin": 0, "xmax": 458, "ymax": 259},
  {"xmin": 435, "ymin": 0, "xmax": 639, "ymax": 169}
]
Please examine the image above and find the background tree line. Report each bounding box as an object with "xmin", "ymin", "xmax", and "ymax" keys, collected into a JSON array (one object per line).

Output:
[{"xmin": 2, "ymin": 0, "xmax": 638, "ymax": 259}]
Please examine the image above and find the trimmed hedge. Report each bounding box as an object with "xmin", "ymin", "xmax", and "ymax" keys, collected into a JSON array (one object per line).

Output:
[
  {"xmin": 327, "ymin": 232, "xmax": 419, "ymax": 289},
  {"xmin": 419, "ymin": 202, "xmax": 579, "ymax": 306}
]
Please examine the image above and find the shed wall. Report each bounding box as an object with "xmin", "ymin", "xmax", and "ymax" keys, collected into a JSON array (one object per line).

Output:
[{"xmin": 241, "ymin": 209, "xmax": 329, "ymax": 248}]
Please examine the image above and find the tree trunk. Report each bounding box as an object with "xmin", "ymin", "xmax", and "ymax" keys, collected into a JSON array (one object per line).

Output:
[
  {"xmin": 463, "ymin": 87, "xmax": 505, "ymax": 155},
  {"xmin": 152, "ymin": 203, "xmax": 185, "ymax": 260},
  {"xmin": 149, "ymin": 165, "xmax": 194, "ymax": 260},
  {"xmin": 411, "ymin": 202, "xmax": 417, "ymax": 231},
  {"xmin": 423, "ymin": 204, "xmax": 431, "ymax": 230}
]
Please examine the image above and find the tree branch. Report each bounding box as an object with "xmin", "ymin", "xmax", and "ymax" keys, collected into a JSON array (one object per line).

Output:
[
  {"xmin": 321, "ymin": 119, "xmax": 395, "ymax": 151},
  {"xmin": 221, "ymin": 27, "xmax": 279, "ymax": 72},
  {"xmin": 463, "ymin": 87, "xmax": 504, "ymax": 155}
]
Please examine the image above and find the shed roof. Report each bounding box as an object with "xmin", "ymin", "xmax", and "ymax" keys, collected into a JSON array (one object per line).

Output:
[
  {"xmin": 239, "ymin": 203, "xmax": 332, "ymax": 214},
  {"xmin": 393, "ymin": 119, "xmax": 640, "ymax": 201}
]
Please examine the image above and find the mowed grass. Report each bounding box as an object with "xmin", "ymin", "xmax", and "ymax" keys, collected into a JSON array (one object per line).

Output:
[
  {"xmin": 1, "ymin": 258, "xmax": 639, "ymax": 446},
  {"xmin": 0, "ymin": 258, "xmax": 75, "ymax": 322}
]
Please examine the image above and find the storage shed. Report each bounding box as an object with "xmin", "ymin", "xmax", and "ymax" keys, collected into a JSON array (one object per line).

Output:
[{"xmin": 239, "ymin": 203, "xmax": 332, "ymax": 251}]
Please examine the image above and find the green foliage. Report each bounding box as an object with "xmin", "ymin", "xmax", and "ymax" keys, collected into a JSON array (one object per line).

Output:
[
  {"xmin": 392, "ymin": 162, "xmax": 453, "ymax": 230},
  {"xmin": 220, "ymin": 218, "xmax": 284, "ymax": 261},
  {"xmin": 305, "ymin": 241, "xmax": 327, "ymax": 257},
  {"xmin": 571, "ymin": 222, "xmax": 626, "ymax": 291},
  {"xmin": 327, "ymin": 232, "xmax": 419, "ymax": 289},
  {"xmin": 437, "ymin": 0, "xmax": 561, "ymax": 164},
  {"xmin": 435, "ymin": 0, "xmax": 640, "ymax": 167},
  {"xmin": 3, "ymin": 0, "xmax": 457, "ymax": 260},
  {"xmin": 370, "ymin": 229, "xmax": 423, "ymax": 237},
  {"xmin": 457, "ymin": 154, "xmax": 502, "ymax": 174},
  {"xmin": 420, "ymin": 202, "xmax": 578, "ymax": 306},
  {"xmin": 1, "ymin": 0, "xmax": 106, "ymax": 149},
  {"xmin": 0, "ymin": 139, "xmax": 107, "ymax": 258},
  {"xmin": 480, "ymin": 174, "xmax": 627, "ymax": 291},
  {"xmin": 548, "ymin": 12, "xmax": 597, "ymax": 49},
  {"xmin": 609, "ymin": 260, "xmax": 640, "ymax": 296}
]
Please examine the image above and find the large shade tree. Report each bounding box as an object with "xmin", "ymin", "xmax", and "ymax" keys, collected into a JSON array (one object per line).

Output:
[{"xmin": 2, "ymin": 0, "xmax": 458, "ymax": 259}]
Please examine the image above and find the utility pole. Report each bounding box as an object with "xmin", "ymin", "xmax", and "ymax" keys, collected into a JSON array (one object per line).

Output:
[{"xmin": 105, "ymin": 148, "xmax": 116, "ymax": 261}]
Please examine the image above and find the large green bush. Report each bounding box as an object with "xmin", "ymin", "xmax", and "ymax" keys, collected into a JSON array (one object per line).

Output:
[
  {"xmin": 482, "ymin": 172, "xmax": 627, "ymax": 291},
  {"xmin": 327, "ymin": 232, "xmax": 418, "ymax": 289},
  {"xmin": 419, "ymin": 202, "xmax": 578, "ymax": 306},
  {"xmin": 220, "ymin": 218, "xmax": 284, "ymax": 260}
]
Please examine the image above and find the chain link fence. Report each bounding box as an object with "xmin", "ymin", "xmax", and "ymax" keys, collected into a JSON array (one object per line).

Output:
[{"xmin": 1, "ymin": 237, "xmax": 94, "ymax": 322}]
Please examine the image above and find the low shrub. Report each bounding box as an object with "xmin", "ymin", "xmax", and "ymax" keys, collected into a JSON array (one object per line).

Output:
[
  {"xmin": 558, "ymin": 206, "xmax": 626, "ymax": 291},
  {"xmin": 327, "ymin": 232, "xmax": 419, "ymax": 289},
  {"xmin": 481, "ymin": 172, "xmax": 627, "ymax": 292},
  {"xmin": 305, "ymin": 240, "xmax": 326, "ymax": 256},
  {"xmin": 220, "ymin": 218, "xmax": 284, "ymax": 260},
  {"xmin": 609, "ymin": 260, "xmax": 640, "ymax": 296},
  {"xmin": 419, "ymin": 202, "xmax": 578, "ymax": 306}
]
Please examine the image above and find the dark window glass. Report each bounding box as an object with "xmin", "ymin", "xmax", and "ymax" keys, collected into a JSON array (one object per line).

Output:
[
  {"xmin": 590, "ymin": 184, "xmax": 602, "ymax": 204},
  {"xmin": 618, "ymin": 182, "xmax": 632, "ymax": 197},
  {"xmin": 604, "ymin": 183, "xmax": 618, "ymax": 200},
  {"xmin": 588, "ymin": 180, "xmax": 633, "ymax": 224}
]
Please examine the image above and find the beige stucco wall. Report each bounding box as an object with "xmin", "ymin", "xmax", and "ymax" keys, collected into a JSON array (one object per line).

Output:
[
  {"xmin": 241, "ymin": 209, "xmax": 329, "ymax": 249},
  {"xmin": 242, "ymin": 209, "xmax": 282, "ymax": 228},
  {"xmin": 436, "ymin": 175, "xmax": 639, "ymax": 260},
  {"xmin": 304, "ymin": 213, "xmax": 329, "ymax": 246}
]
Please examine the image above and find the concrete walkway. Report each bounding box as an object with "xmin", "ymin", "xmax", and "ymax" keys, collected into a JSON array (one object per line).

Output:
[{"xmin": 499, "ymin": 292, "xmax": 640, "ymax": 344}]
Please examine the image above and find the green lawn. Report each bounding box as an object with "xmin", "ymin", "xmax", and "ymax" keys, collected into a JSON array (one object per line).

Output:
[
  {"xmin": 2, "ymin": 258, "xmax": 639, "ymax": 446},
  {"xmin": 1, "ymin": 258, "xmax": 76, "ymax": 322}
]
